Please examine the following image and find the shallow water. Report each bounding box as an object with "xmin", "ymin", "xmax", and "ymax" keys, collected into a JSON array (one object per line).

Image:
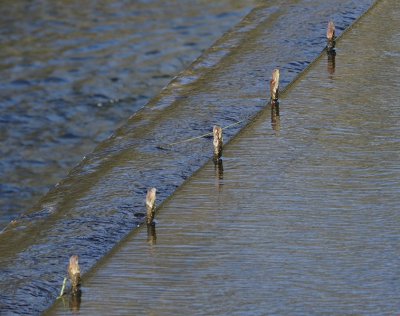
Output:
[
  {"xmin": 0, "ymin": 0, "xmax": 379, "ymax": 315},
  {"xmin": 45, "ymin": 0, "xmax": 400, "ymax": 314},
  {"xmin": 0, "ymin": 0, "xmax": 260, "ymax": 229}
]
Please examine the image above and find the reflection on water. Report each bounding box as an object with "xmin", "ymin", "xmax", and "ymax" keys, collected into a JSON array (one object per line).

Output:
[
  {"xmin": 0, "ymin": 0, "xmax": 260, "ymax": 229},
  {"xmin": 271, "ymin": 102, "xmax": 280, "ymax": 132},
  {"xmin": 327, "ymin": 51, "xmax": 336, "ymax": 75},
  {"xmin": 147, "ymin": 222, "xmax": 157, "ymax": 246},
  {"xmin": 46, "ymin": 0, "xmax": 400, "ymax": 314},
  {"xmin": 68, "ymin": 290, "xmax": 82, "ymax": 313},
  {"xmin": 214, "ymin": 158, "xmax": 224, "ymax": 191}
]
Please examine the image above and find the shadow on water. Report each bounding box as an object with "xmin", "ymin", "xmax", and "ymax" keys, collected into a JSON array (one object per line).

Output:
[{"xmin": 0, "ymin": 0, "xmax": 380, "ymax": 315}]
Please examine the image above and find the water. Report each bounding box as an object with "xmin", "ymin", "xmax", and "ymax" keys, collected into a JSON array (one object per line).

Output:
[
  {"xmin": 0, "ymin": 0, "xmax": 260, "ymax": 230},
  {"xmin": 45, "ymin": 0, "xmax": 400, "ymax": 314},
  {"xmin": 0, "ymin": 0, "xmax": 380, "ymax": 315}
]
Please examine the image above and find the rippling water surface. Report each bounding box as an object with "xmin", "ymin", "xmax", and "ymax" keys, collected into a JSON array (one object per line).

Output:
[
  {"xmin": 46, "ymin": 0, "xmax": 400, "ymax": 314},
  {"xmin": 0, "ymin": 0, "xmax": 259, "ymax": 229},
  {"xmin": 0, "ymin": 0, "xmax": 382, "ymax": 315}
]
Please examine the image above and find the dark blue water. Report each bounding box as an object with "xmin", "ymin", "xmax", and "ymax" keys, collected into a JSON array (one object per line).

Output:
[{"xmin": 0, "ymin": 0, "xmax": 259, "ymax": 230}]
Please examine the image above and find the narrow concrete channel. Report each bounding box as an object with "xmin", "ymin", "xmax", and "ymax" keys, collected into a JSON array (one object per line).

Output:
[{"xmin": 44, "ymin": 0, "xmax": 399, "ymax": 314}]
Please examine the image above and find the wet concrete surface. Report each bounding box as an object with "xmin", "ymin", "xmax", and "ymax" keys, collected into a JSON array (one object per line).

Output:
[
  {"xmin": 45, "ymin": 0, "xmax": 400, "ymax": 314},
  {"xmin": 0, "ymin": 0, "xmax": 381, "ymax": 315}
]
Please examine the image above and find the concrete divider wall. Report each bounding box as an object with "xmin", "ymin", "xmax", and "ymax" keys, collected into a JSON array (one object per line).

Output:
[{"xmin": 0, "ymin": 0, "xmax": 377, "ymax": 314}]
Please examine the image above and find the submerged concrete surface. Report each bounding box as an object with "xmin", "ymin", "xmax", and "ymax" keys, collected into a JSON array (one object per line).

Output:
[
  {"xmin": 46, "ymin": 0, "xmax": 400, "ymax": 314},
  {"xmin": 0, "ymin": 0, "xmax": 377, "ymax": 315}
]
